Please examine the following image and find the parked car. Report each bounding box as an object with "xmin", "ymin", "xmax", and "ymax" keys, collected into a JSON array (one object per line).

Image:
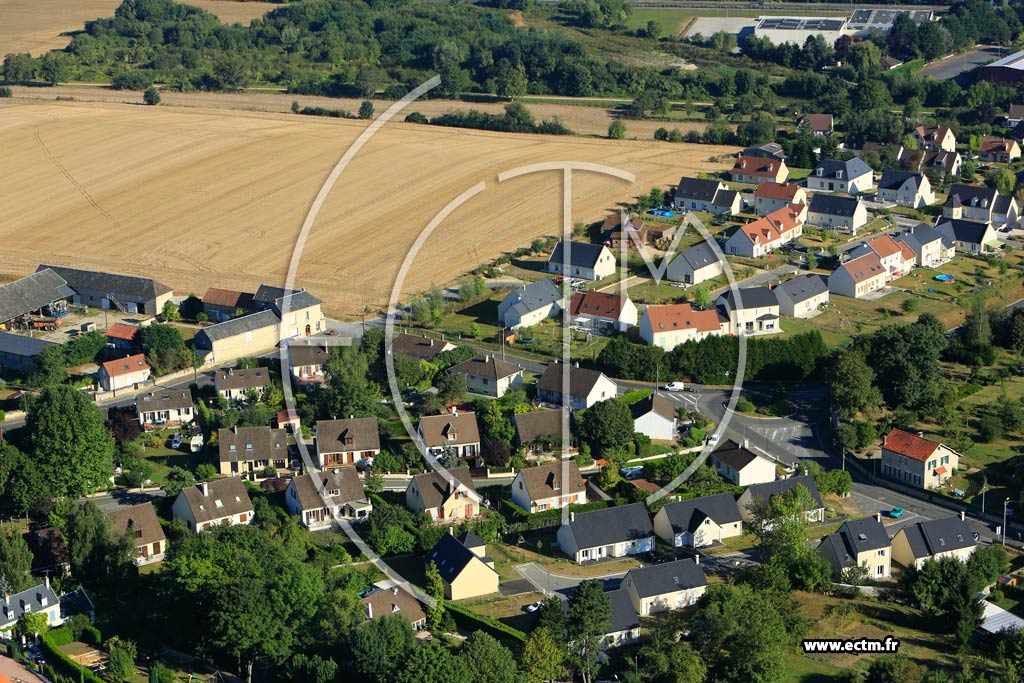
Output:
[
  {"xmin": 170, "ymin": 433, "xmax": 183, "ymax": 450},
  {"xmin": 664, "ymin": 382, "xmax": 688, "ymax": 392},
  {"xmin": 889, "ymin": 506, "xmax": 905, "ymax": 518},
  {"xmin": 525, "ymin": 600, "xmax": 545, "ymax": 613}
]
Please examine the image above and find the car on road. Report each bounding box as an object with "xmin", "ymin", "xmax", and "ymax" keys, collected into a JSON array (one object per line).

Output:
[
  {"xmin": 889, "ymin": 506, "xmax": 905, "ymax": 518},
  {"xmin": 706, "ymin": 433, "xmax": 720, "ymax": 448},
  {"xmin": 664, "ymin": 382, "xmax": 688, "ymax": 392},
  {"xmin": 525, "ymin": 600, "xmax": 545, "ymax": 613}
]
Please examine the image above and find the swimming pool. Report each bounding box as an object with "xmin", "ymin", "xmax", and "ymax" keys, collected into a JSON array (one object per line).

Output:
[{"xmin": 934, "ymin": 274, "xmax": 955, "ymax": 282}]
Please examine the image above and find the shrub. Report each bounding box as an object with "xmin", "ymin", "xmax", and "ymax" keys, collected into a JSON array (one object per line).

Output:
[
  {"xmin": 445, "ymin": 602, "xmax": 525, "ymax": 645},
  {"xmin": 736, "ymin": 400, "xmax": 756, "ymax": 413},
  {"xmin": 0, "ymin": 86, "xmax": 12, "ymax": 98}
]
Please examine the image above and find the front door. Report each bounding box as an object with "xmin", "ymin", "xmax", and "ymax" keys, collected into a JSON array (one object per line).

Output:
[{"xmin": 465, "ymin": 504, "xmax": 473, "ymax": 518}]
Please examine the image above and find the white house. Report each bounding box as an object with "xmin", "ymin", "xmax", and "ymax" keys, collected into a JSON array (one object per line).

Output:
[
  {"xmin": 774, "ymin": 274, "xmax": 829, "ymax": 318},
  {"xmin": 172, "ymin": 478, "xmax": 254, "ymax": 533},
  {"xmin": 547, "ymin": 240, "xmax": 616, "ymax": 280},
  {"xmin": 639, "ymin": 303, "xmax": 726, "ymax": 351},
  {"xmin": 631, "ymin": 392, "xmax": 677, "ymax": 441},
  {"xmin": 807, "ymin": 194, "xmax": 869, "ymax": 233},
  {"xmin": 418, "ymin": 410, "xmax": 481, "ymax": 464},
  {"xmin": 0, "ymin": 581, "xmax": 63, "ymax": 637},
  {"xmin": 653, "ymin": 493, "xmax": 743, "ymax": 548},
  {"xmin": 829, "ymin": 252, "xmax": 887, "ymax": 299},
  {"xmin": 136, "ymin": 389, "xmax": 194, "ymax": 429},
  {"xmin": 895, "ymin": 224, "xmax": 955, "ymax": 268},
  {"xmin": 716, "ymin": 287, "xmax": 781, "ymax": 336},
  {"xmin": 557, "ymin": 503, "xmax": 655, "ymax": 563},
  {"xmin": 674, "ymin": 178, "xmax": 743, "ymax": 215},
  {"xmin": 935, "ymin": 218, "xmax": 1000, "ymax": 255},
  {"xmin": 666, "ymin": 242, "xmax": 725, "ymax": 286},
  {"xmin": 98, "ymin": 353, "xmax": 151, "ymax": 392},
  {"xmin": 447, "ymin": 355, "xmax": 524, "ymax": 398},
  {"xmin": 536, "ymin": 364, "xmax": 617, "ymax": 410},
  {"xmin": 876, "ymin": 170, "xmax": 934, "ymax": 209},
  {"xmin": 806, "ymin": 158, "xmax": 874, "ymax": 195},
  {"xmin": 497, "ymin": 278, "xmax": 563, "ymax": 329},
  {"xmin": 724, "ymin": 205, "xmax": 804, "ymax": 258},
  {"xmin": 912, "ymin": 124, "xmax": 956, "ymax": 152},
  {"xmin": 710, "ymin": 440, "xmax": 776, "ymax": 486},
  {"xmin": 731, "ymin": 155, "xmax": 789, "ymax": 185}
]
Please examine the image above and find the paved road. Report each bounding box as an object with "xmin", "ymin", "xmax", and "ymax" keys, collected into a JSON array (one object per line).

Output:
[
  {"xmin": 0, "ymin": 655, "xmax": 48, "ymax": 683},
  {"xmin": 515, "ymin": 562, "xmax": 630, "ymax": 598},
  {"xmin": 710, "ymin": 264, "xmax": 797, "ymax": 297},
  {"xmin": 87, "ymin": 489, "xmax": 166, "ymax": 512},
  {"xmin": 919, "ymin": 45, "xmax": 1004, "ymax": 82}
]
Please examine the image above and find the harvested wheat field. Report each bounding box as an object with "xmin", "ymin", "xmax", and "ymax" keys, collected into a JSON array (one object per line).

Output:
[
  {"xmin": 0, "ymin": 99, "xmax": 736, "ymax": 317},
  {"xmin": 0, "ymin": 0, "xmax": 275, "ymax": 55}
]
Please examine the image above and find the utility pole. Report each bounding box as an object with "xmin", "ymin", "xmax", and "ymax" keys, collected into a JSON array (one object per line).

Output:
[{"xmin": 1004, "ymin": 498, "xmax": 1011, "ymax": 547}]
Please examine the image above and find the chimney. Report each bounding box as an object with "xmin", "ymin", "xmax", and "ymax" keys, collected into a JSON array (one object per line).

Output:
[
  {"xmin": 694, "ymin": 554, "xmax": 700, "ymax": 565},
  {"xmin": 876, "ymin": 512, "xmax": 882, "ymax": 524},
  {"xmin": 44, "ymin": 575, "xmax": 49, "ymax": 590},
  {"xmin": 201, "ymin": 482, "xmax": 209, "ymax": 498},
  {"xmin": 960, "ymin": 510, "xmax": 966, "ymax": 521},
  {"xmin": 350, "ymin": 414, "xmax": 354, "ymax": 420},
  {"xmin": 392, "ymin": 586, "xmax": 399, "ymax": 595},
  {"xmin": 233, "ymin": 425, "xmax": 238, "ymax": 434}
]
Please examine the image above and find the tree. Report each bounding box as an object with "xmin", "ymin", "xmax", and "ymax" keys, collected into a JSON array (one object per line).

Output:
[
  {"xmin": 535, "ymin": 596, "xmax": 566, "ymax": 637},
  {"xmin": 364, "ymin": 503, "xmax": 415, "ymax": 555},
  {"xmin": 462, "ymin": 631, "xmax": 518, "ymax": 683},
  {"xmin": 359, "ymin": 100, "xmax": 375, "ymax": 119},
  {"xmin": 577, "ymin": 398, "xmax": 633, "ymax": 454},
  {"xmin": 106, "ymin": 636, "xmax": 138, "ymax": 682},
  {"xmin": 0, "ymin": 527, "xmax": 34, "ymax": 592},
  {"xmin": 425, "ymin": 560, "xmax": 446, "ymax": 630},
  {"xmin": 38, "ymin": 53, "xmax": 68, "ymax": 84},
  {"xmin": 143, "ymin": 86, "xmax": 161, "ymax": 105},
  {"xmin": 609, "ymin": 120, "xmax": 626, "ymax": 139},
  {"xmin": 693, "ymin": 286, "xmax": 711, "ymax": 309},
  {"xmin": 26, "ymin": 385, "xmax": 114, "ymax": 497},
  {"xmin": 521, "ymin": 627, "xmax": 567, "ymax": 683},
  {"xmin": 396, "ymin": 640, "xmax": 471, "ymax": 683},
  {"xmin": 139, "ymin": 323, "xmax": 189, "ymax": 374},
  {"xmin": 830, "ymin": 348, "xmax": 881, "ymax": 418},
  {"xmin": 568, "ymin": 579, "xmax": 611, "ymax": 683},
  {"xmin": 638, "ymin": 627, "xmax": 707, "ymax": 683},
  {"xmin": 436, "ymin": 372, "xmax": 467, "ymax": 403},
  {"xmin": 495, "ymin": 62, "xmax": 528, "ymax": 99},
  {"xmin": 351, "ymin": 613, "xmax": 416, "ymax": 679},
  {"xmin": 56, "ymin": 500, "xmax": 134, "ymax": 585},
  {"xmin": 161, "ymin": 299, "xmax": 180, "ymax": 321},
  {"xmin": 17, "ymin": 611, "xmax": 48, "ymax": 639},
  {"xmin": 285, "ymin": 654, "xmax": 338, "ymax": 683}
]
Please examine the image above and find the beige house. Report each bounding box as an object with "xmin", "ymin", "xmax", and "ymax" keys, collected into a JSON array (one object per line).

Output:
[
  {"xmin": 829, "ymin": 252, "xmax": 887, "ymax": 299},
  {"xmin": 172, "ymin": 478, "xmax": 254, "ymax": 533},
  {"xmin": 935, "ymin": 218, "xmax": 1000, "ymax": 255},
  {"xmin": 710, "ymin": 440, "xmax": 776, "ymax": 486},
  {"xmin": 288, "ymin": 339, "xmax": 329, "ymax": 387},
  {"xmin": 557, "ymin": 503, "xmax": 655, "ymax": 563},
  {"xmin": 214, "ymin": 366, "xmax": 271, "ymax": 403},
  {"xmin": 108, "ymin": 503, "xmax": 167, "ymax": 566},
  {"xmin": 418, "ymin": 410, "xmax": 480, "ymax": 464},
  {"xmin": 807, "ymin": 194, "xmax": 869, "ymax": 233},
  {"xmin": 716, "ymin": 287, "xmax": 781, "ymax": 336},
  {"xmin": 497, "ymin": 278, "xmax": 563, "ymax": 329},
  {"xmin": 774, "ymin": 274, "xmax": 829, "ymax": 319},
  {"xmin": 979, "ymin": 136, "xmax": 1022, "ymax": 164},
  {"xmin": 731, "ymin": 155, "xmax": 789, "ymax": 184},
  {"xmin": 895, "ymin": 224, "xmax": 955, "ymax": 268},
  {"xmin": 912, "ymin": 124, "xmax": 956, "ymax": 152},
  {"xmin": 286, "ymin": 468, "xmax": 372, "ymax": 530},
  {"xmin": 620, "ymin": 558, "xmax": 707, "ymax": 616},
  {"xmin": 818, "ymin": 516, "xmax": 892, "ymax": 580},
  {"xmin": 653, "ymin": 493, "xmax": 743, "ymax": 548},
  {"xmin": 944, "ymin": 184, "xmax": 1018, "ymax": 226},
  {"xmin": 447, "ymin": 355, "xmax": 524, "ymax": 398},
  {"xmin": 604, "ymin": 590, "xmax": 641, "ymax": 648},
  {"xmin": 315, "ymin": 417, "xmax": 381, "ymax": 468},
  {"xmin": 98, "ymin": 353, "xmax": 151, "ymax": 392},
  {"xmin": 891, "ymin": 514, "xmax": 976, "ymax": 570},
  {"xmin": 362, "ymin": 585, "xmax": 426, "ymax": 630},
  {"xmin": 876, "ymin": 171, "xmax": 934, "ymax": 209},
  {"xmin": 136, "ymin": 389, "xmax": 194, "ymax": 429},
  {"xmin": 510, "ymin": 460, "xmax": 587, "ymax": 513},
  {"xmin": 639, "ymin": 303, "xmax": 726, "ymax": 351},
  {"xmin": 426, "ymin": 532, "xmax": 499, "ymax": 600},
  {"xmin": 880, "ymin": 428, "xmax": 959, "ymax": 490},
  {"xmin": 754, "ymin": 182, "xmax": 807, "ymax": 216},
  {"xmin": 406, "ymin": 467, "xmax": 479, "ymax": 522},
  {"xmin": 536, "ymin": 364, "xmax": 617, "ymax": 410},
  {"xmin": 218, "ymin": 425, "xmax": 290, "ymax": 477},
  {"xmin": 568, "ymin": 291, "xmax": 639, "ymax": 333}
]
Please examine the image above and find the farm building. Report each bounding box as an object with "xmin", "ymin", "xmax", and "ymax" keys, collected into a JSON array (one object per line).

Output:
[
  {"xmin": 0, "ymin": 331, "xmax": 57, "ymax": 373},
  {"xmin": 0, "ymin": 268, "xmax": 74, "ymax": 329},
  {"xmin": 37, "ymin": 265, "xmax": 173, "ymax": 315}
]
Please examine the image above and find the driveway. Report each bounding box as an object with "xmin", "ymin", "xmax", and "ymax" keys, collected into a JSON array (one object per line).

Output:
[
  {"xmin": 0, "ymin": 655, "xmax": 46, "ymax": 683},
  {"xmin": 514, "ymin": 562, "xmax": 629, "ymax": 599},
  {"xmin": 919, "ymin": 45, "xmax": 1004, "ymax": 83},
  {"xmin": 498, "ymin": 578, "xmax": 536, "ymax": 597}
]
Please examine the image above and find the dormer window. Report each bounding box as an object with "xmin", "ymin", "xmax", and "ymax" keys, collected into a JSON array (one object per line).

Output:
[
  {"xmin": 215, "ymin": 499, "xmax": 224, "ymax": 509},
  {"xmin": 245, "ymin": 443, "xmax": 253, "ymax": 450},
  {"xmin": 816, "ymin": 168, "xmax": 823, "ymax": 177},
  {"xmin": 836, "ymin": 170, "xmax": 844, "ymax": 179}
]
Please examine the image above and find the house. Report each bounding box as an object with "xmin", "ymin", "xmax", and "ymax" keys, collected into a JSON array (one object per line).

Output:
[
  {"xmin": 895, "ymin": 224, "xmax": 955, "ymax": 268},
  {"xmin": 288, "ymin": 339, "xmax": 329, "ymax": 387},
  {"xmin": 37, "ymin": 265, "xmax": 173, "ymax": 316},
  {"xmin": 881, "ymin": 55, "xmax": 904, "ymax": 70},
  {"xmin": 362, "ymin": 586, "xmax": 426, "ymax": 630},
  {"xmin": 536, "ymin": 363, "xmax": 617, "ymax": 410},
  {"xmin": 136, "ymin": 389, "xmax": 194, "ymax": 428},
  {"xmin": 673, "ymin": 178, "xmax": 742, "ymax": 215},
  {"xmin": 547, "ymin": 240, "xmax": 616, "ymax": 281},
  {"xmin": 731, "ymin": 155, "xmax": 789, "ymax": 184},
  {"xmin": 631, "ymin": 393, "xmax": 677, "ymax": 441},
  {"xmin": 218, "ymin": 425, "xmax": 290, "ymax": 477},
  {"xmin": 510, "ymin": 460, "xmax": 587, "ymax": 513},
  {"xmin": 557, "ymin": 502, "xmax": 655, "ymax": 563},
  {"xmin": 201, "ymin": 288, "xmax": 257, "ymax": 322},
  {"xmin": 1008, "ymin": 103, "xmax": 1024, "ymax": 128},
  {"xmin": 24, "ymin": 527, "xmax": 70, "ymax": 578},
  {"xmin": 0, "ymin": 268, "xmax": 73, "ymax": 328},
  {"xmin": 943, "ymin": 184, "xmax": 1018, "ymax": 226},
  {"xmin": 653, "ymin": 493, "xmax": 743, "ymax": 548},
  {"xmin": 935, "ymin": 218, "xmax": 1000, "ymax": 255},
  {"xmin": 0, "ymin": 332, "xmax": 58, "ymax": 374},
  {"xmin": 253, "ymin": 285, "xmax": 327, "ymax": 339},
  {"xmin": 979, "ymin": 136, "xmax": 1021, "ymax": 164},
  {"xmin": 743, "ymin": 142, "xmax": 786, "ymax": 160},
  {"xmin": 214, "ymin": 366, "xmax": 270, "ymax": 402},
  {"xmin": 418, "ymin": 410, "xmax": 480, "ymax": 463},
  {"xmin": 602, "ymin": 214, "xmax": 677, "ymax": 248},
  {"xmin": 716, "ymin": 287, "xmax": 781, "ymax": 336},
  {"xmin": 406, "ymin": 467, "xmax": 479, "ymax": 522},
  {"xmin": 737, "ymin": 475, "xmax": 826, "ymax": 524},
  {"xmin": 513, "ymin": 409, "xmax": 567, "ymax": 453},
  {"xmin": 806, "ymin": 158, "xmax": 873, "ymax": 195},
  {"xmin": 666, "ymin": 242, "xmax": 725, "ymax": 286},
  {"xmin": 568, "ymin": 291, "xmax": 638, "ymax": 334},
  {"xmin": 172, "ymin": 478, "xmax": 254, "ymax": 533},
  {"xmin": 858, "ymin": 234, "xmax": 911, "ymax": 280},
  {"xmin": 620, "ymin": 558, "xmax": 708, "ymax": 616},
  {"xmin": 807, "ymin": 194, "xmax": 869, "ymax": 233},
  {"xmin": 880, "ymin": 427, "xmax": 959, "ymax": 490},
  {"xmin": 447, "ymin": 355, "xmax": 524, "ymax": 398},
  {"xmin": 97, "ymin": 353, "xmax": 151, "ymax": 392},
  {"xmin": 754, "ymin": 182, "xmax": 807, "ymax": 216},
  {"xmin": 286, "ymin": 468, "xmax": 372, "ymax": 530},
  {"xmin": 603, "ymin": 589, "xmax": 641, "ymax": 647},
  {"xmin": 107, "ymin": 503, "xmax": 167, "ymax": 566},
  {"xmin": 900, "ymin": 148, "xmax": 963, "ymax": 179},
  {"xmin": 390, "ymin": 333, "xmax": 456, "ymax": 361},
  {"xmin": 427, "ymin": 532, "xmax": 499, "ymax": 600},
  {"xmin": 497, "ymin": 278, "xmax": 563, "ymax": 329},
  {"xmin": 710, "ymin": 439, "xmax": 776, "ymax": 486},
  {"xmin": 774, "ymin": 274, "xmax": 829, "ymax": 318},
  {"xmin": 818, "ymin": 515, "xmax": 892, "ymax": 579},
  {"xmin": 891, "ymin": 514, "xmax": 976, "ymax": 569},
  {"xmin": 912, "ymin": 124, "xmax": 957, "ymax": 152},
  {"xmin": 724, "ymin": 205, "xmax": 804, "ymax": 258},
  {"xmin": 104, "ymin": 323, "xmax": 139, "ymax": 352},
  {"xmin": 315, "ymin": 417, "xmax": 381, "ymax": 468},
  {"xmin": 829, "ymin": 252, "xmax": 887, "ymax": 299},
  {"xmin": 801, "ymin": 113, "xmax": 834, "ymax": 136},
  {"xmin": 0, "ymin": 580, "xmax": 63, "ymax": 637},
  {"xmin": 876, "ymin": 171, "xmax": 935, "ymax": 209}
]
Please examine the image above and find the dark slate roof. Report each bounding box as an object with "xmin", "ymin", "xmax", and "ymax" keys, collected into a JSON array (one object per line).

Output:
[
  {"xmin": 537, "ymin": 364, "xmax": 610, "ymax": 397},
  {"xmin": 548, "ymin": 240, "xmax": 608, "ymax": 270},
  {"xmin": 37, "ymin": 265, "xmax": 171, "ymax": 299},
  {"xmin": 820, "ymin": 532, "xmax": 856, "ymax": 568},
  {"xmin": 898, "ymin": 224, "xmax": 953, "ymax": 250},
  {"xmin": 218, "ymin": 426, "xmax": 288, "ymax": 465},
  {"xmin": 0, "ymin": 269, "xmax": 74, "ymax": 323},
  {"xmin": 659, "ymin": 493, "xmax": 743, "ymax": 534},
  {"xmin": 776, "ymin": 274, "xmax": 828, "ymax": 304},
  {"xmin": 253, "ymin": 284, "xmax": 287, "ymax": 304},
  {"xmin": 564, "ymin": 502, "xmax": 654, "ymax": 549},
  {"xmin": 457, "ymin": 531, "xmax": 485, "ymax": 548},
  {"xmin": 994, "ymin": 194, "xmax": 1015, "ymax": 216},
  {"xmin": 878, "ymin": 170, "xmax": 922, "ymax": 191},
  {"xmin": 944, "ymin": 183, "xmax": 997, "ymax": 209},
  {"xmin": 675, "ymin": 178, "xmax": 724, "ymax": 202},
  {"xmin": 743, "ymin": 475, "xmax": 825, "ymax": 509},
  {"xmin": 59, "ymin": 588, "xmax": 94, "ymax": 622},
  {"xmin": 938, "ymin": 218, "xmax": 992, "ymax": 245},
  {"xmin": 742, "ymin": 142, "xmax": 786, "ymax": 160},
  {"xmin": 0, "ymin": 583, "xmax": 59, "ymax": 626},
  {"xmin": 428, "ymin": 533, "xmax": 482, "ymax": 583},
  {"xmin": 0, "ymin": 331, "xmax": 57, "ymax": 357},
  {"xmin": 838, "ymin": 516, "xmax": 890, "ymax": 553},
  {"xmin": 809, "ymin": 194, "xmax": 861, "ymax": 217},
  {"xmin": 717, "ymin": 189, "xmax": 741, "ymax": 208},
  {"xmin": 623, "ymin": 559, "xmax": 707, "ymax": 598},
  {"xmin": 197, "ymin": 309, "xmax": 279, "ymax": 343},
  {"xmin": 680, "ymin": 242, "xmax": 720, "ymax": 270},
  {"xmin": 501, "ymin": 278, "xmax": 563, "ymax": 319},
  {"xmin": 448, "ymin": 355, "xmax": 523, "ymax": 380},
  {"xmin": 606, "ymin": 589, "xmax": 640, "ymax": 633},
  {"xmin": 813, "ymin": 157, "xmax": 872, "ymax": 180},
  {"xmin": 513, "ymin": 409, "xmax": 567, "ymax": 443},
  {"xmin": 711, "ymin": 439, "xmax": 764, "ymax": 472},
  {"xmin": 269, "ymin": 290, "xmax": 322, "ymax": 315},
  {"xmin": 717, "ymin": 286, "xmax": 777, "ymax": 310},
  {"xmin": 900, "ymin": 516, "xmax": 975, "ymax": 558}
]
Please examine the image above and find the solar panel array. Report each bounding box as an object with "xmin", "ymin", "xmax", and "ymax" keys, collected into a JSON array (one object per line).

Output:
[{"xmin": 758, "ymin": 17, "xmax": 845, "ymax": 31}]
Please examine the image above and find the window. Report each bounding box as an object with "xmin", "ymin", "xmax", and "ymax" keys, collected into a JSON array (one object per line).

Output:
[{"xmin": 877, "ymin": 549, "xmax": 886, "ymax": 557}]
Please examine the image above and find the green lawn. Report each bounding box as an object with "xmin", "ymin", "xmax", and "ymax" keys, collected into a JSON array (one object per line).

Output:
[{"xmin": 779, "ymin": 316, "xmax": 852, "ymax": 348}]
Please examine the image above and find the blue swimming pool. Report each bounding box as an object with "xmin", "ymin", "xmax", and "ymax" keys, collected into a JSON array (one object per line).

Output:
[{"xmin": 934, "ymin": 274, "xmax": 955, "ymax": 282}]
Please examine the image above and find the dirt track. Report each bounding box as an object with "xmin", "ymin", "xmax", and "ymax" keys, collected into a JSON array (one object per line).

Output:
[{"xmin": 0, "ymin": 98, "xmax": 736, "ymax": 317}]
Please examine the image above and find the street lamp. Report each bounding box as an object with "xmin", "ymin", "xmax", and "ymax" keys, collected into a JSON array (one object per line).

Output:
[{"xmin": 1004, "ymin": 498, "xmax": 1011, "ymax": 547}]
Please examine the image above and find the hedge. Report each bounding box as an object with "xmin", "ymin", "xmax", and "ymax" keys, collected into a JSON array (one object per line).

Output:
[
  {"xmin": 47, "ymin": 626, "xmax": 74, "ymax": 647},
  {"xmin": 503, "ymin": 500, "xmax": 610, "ymax": 532},
  {"xmin": 40, "ymin": 630, "xmax": 107, "ymax": 683},
  {"xmin": 445, "ymin": 602, "xmax": 526, "ymax": 645}
]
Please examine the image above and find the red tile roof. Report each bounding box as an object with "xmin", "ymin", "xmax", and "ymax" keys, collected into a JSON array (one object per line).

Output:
[
  {"xmin": 202, "ymin": 287, "xmax": 255, "ymax": 309},
  {"xmin": 105, "ymin": 323, "xmax": 139, "ymax": 341},
  {"xmin": 754, "ymin": 182, "xmax": 802, "ymax": 201},
  {"xmin": 101, "ymin": 353, "xmax": 150, "ymax": 378},
  {"xmin": 883, "ymin": 428, "xmax": 940, "ymax": 462},
  {"xmin": 980, "ymin": 136, "xmax": 1017, "ymax": 154},
  {"xmin": 570, "ymin": 291, "xmax": 629, "ymax": 321},
  {"xmin": 840, "ymin": 252, "xmax": 885, "ymax": 284},
  {"xmin": 805, "ymin": 114, "xmax": 833, "ymax": 132},
  {"xmin": 732, "ymin": 155, "xmax": 783, "ymax": 178},
  {"xmin": 898, "ymin": 241, "xmax": 916, "ymax": 262},
  {"xmin": 644, "ymin": 303, "xmax": 721, "ymax": 334},
  {"xmin": 867, "ymin": 234, "xmax": 901, "ymax": 259}
]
